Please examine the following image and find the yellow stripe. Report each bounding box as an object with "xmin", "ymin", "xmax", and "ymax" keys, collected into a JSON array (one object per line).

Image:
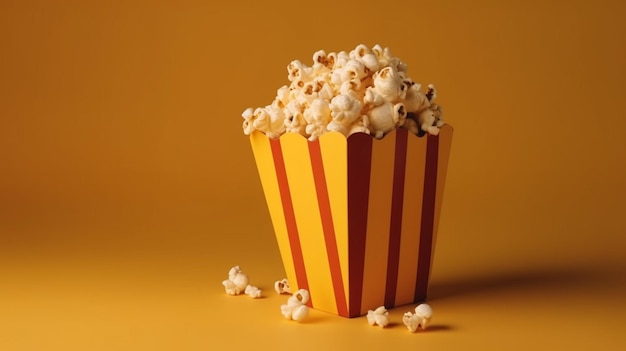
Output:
[
  {"xmin": 318, "ymin": 132, "xmax": 349, "ymax": 306},
  {"xmin": 249, "ymin": 132, "xmax": 297, "ymax": 287},
  {"xmin": 431, "ymin": 125, "xmax": 454, "ymax": 267},
  {"xmin": 394, "ymin": 133, "xmax": 428, "ymax": 305},
  {"xmin": 360, "ymin": 131, "xmax": 397, "ymax": 314},
  {"xmin": 281, "ymin": 133, "xmax": 337, "ymax": 315}
]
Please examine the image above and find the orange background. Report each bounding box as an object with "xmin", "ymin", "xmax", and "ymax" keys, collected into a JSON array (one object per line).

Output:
[{"xmin": 1, "ymin": 0, "xmax": 625, "ymax": 350}]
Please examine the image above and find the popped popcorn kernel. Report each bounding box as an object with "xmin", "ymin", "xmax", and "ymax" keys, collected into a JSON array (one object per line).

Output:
[
  {"xmin": 244, "ymin": 285, "xmax": 262, "ymax": 299},
  {"xmin": 366, "ymin": 306, "xmax": 390, "ymax": 328},
  {"xmin": 222, "ymin": 266, "xmax": 249, "ymax": 295},
  {"xmin": 280, "ymin": 289, "xmax": 310, "ymax": 322},
  {"xmin": 274, "ymin": 278, "xmax": 291, "ymax": 294},
  {"xmin": 402, "ymin": 303, "xmax": 433, "ymax": 332}
]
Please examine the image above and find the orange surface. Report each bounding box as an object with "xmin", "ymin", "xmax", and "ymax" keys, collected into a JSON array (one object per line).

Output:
[{"xmin": 1, "ymin": 0, "xmax": 626, "ymax": 350}]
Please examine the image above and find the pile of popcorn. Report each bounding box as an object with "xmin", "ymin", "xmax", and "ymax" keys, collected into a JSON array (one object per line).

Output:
[{"xmin": 242, "ymin": 44, "xmax": 444, "ymax": 140}]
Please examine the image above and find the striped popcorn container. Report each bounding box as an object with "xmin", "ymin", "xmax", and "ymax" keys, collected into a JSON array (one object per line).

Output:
[{"xmin": 250, "ymin": 125, "xmax": 453, "ymax": 317}]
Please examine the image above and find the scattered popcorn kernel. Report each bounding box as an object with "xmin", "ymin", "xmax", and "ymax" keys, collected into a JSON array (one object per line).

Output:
[
  {"xmin": 366, "ymin": 306, "xmax": 390, "ymax": 328},
  {"xmin": 280, "ymin": 289, "xmax": 310, "ymax": 322},
  {"xmin": 244, "ymin": 285, "xmax": 262, "ymax": 299},
  {"xmin": 292, "ymin": 289, "xmax": 310, "ymax": 305},
  {"xmin": 274, "ymin": 278, "xmax": 291, "ymax": 294},
  {"xmin": 402, "ymin": 303, "xmax": 433, "ymax": 332},
  {"xmin": 222, "ymin": 266, "xmax": 249, "ymax": 295},
  {"xmin": 291, "ymin": 305, "xmax": 309, "ymax": 322}
]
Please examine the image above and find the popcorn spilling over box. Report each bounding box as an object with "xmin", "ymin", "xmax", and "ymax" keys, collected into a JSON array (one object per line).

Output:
[{"xmin": 243, "ymin": 44, "xmax": 453, "ymax": 317}]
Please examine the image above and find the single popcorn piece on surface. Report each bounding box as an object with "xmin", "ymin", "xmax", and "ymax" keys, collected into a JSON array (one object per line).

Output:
[
  {"xmin": 280, "ymin": 289, "xmax": 310, "ymax": 322},
  {"xmin": 274, "ymin": 278, "xmax": 291, "ymax": 294},
  {"xmin": 222, "ymin": 266, "xmax": 249, "ymax": 295},
  {"xmin": 290, "ymin": 304, "xmax": 309, "ymax": 322},
  {"xmin": 402, "ymin": 303, "xmax": 433, "ymax": 332},
  {"xmin": 241, "ymin": 43, "xmax": 445, "ymax": 140},
  {"xmin": 366, "ymin": 306, "xmax": 390, "ymax": 328},
  {"xmin": 244, "ymin": 285, "xmax": 262, "ymax": 299}
]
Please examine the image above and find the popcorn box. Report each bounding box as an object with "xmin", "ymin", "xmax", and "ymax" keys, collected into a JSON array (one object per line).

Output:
[{"xmin": 250, "ymin": 125, "xmax": 453, "ymax": 317}]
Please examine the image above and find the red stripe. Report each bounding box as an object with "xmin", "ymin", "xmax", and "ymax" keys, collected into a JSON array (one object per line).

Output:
[
  {"xmin": 346, "ymin": 133, "xmax": 373, "ymax": 317},
  {"xmin": 384, "ymin": 129, "xmax": 408, "ymax": 307},
  {"xmin": 308, "ymin": 140, "xmax": 348, "ymax": 317},
  {"xmin": 270, "ymin": 138, "xmax": 311, "ymax": 305},
  {"xmin": 414, "ymin": 134, "xmax": 439, "ymax": 302}
]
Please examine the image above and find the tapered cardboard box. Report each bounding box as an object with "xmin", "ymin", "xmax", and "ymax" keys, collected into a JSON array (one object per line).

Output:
[{"xmin": 250, "ymin": 125, "xmax": 453, "ymax": 317}]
